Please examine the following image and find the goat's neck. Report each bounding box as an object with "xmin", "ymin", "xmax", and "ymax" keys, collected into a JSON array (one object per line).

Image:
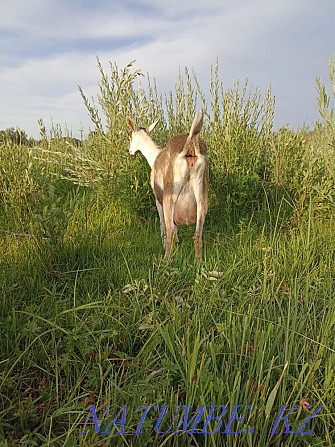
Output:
[{"xmin": 138, "ymin": 134, "xmax": 160, "ymax": 168}]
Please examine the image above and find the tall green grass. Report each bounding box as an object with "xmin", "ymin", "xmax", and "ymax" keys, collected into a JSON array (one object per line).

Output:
[{"xmin": 0, "ymin": 57, "xmax": 334, "ymax": 446}]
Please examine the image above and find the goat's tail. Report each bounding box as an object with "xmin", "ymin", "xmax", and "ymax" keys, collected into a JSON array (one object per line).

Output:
[
  {"xmin": 189, "ymin": 109, "xmax": 204, "ymax": 140},
  {"xmin": 181, "ymin": 109, "xmax": 204, "ymax": 157}
]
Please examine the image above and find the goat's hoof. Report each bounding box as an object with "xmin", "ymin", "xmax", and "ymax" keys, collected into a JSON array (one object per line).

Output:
[{"xmin": 193, "ymin": 236, "xmax": 202, "ymax": 260}]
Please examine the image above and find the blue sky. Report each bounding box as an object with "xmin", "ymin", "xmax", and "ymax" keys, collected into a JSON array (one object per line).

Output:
[{"xmin": 0, "ymin": 0, "xmax": 334, "ymax": 138}]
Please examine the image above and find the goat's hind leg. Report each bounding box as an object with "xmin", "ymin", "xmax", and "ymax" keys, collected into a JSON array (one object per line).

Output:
[
  {"xmin": 163, "ymin": 192, "xmax": 175, "ymax": 259},
  {"xmin": 192, "ymin": 175, "xmax": 208, "ymax": 260},
  {"xmin": 156, "ymin": 200, "xmax": 166, "ymax": 247},
  {"xmin": 193, "ymin": 214, "xmax": 205, "ymax": 259},
  {"xmin": 163, "ymin": 164, "xmax": 188, "ymax": 258},
  {"xmin": 163, "ymin": 193, "xmax": 178, "ymax": 259}
]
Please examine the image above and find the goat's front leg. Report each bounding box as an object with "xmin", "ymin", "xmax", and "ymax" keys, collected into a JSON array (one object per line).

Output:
[{"xmin": 174, "ymin": 225, "xmax": 179, "ymax": 243}]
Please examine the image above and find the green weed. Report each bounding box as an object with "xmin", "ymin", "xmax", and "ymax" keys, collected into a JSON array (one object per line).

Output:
[{"xmin": 0, "ymin": 57, "xmax": 334, "ymax": 446}]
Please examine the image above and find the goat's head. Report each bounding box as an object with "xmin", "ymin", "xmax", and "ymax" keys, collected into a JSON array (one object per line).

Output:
[{"xmin": 126, "ymin": 117, "xmax": 159, "ymax": 155}]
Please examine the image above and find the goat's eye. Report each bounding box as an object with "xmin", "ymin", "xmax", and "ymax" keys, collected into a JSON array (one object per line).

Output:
[{"xmin": 128, "ymin": 130, "xmax": 133, "ymax": 139}]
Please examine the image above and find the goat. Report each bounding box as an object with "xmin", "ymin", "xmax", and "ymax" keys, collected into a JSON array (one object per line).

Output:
[{"xmin": 126, "ymin": 110, "xmax": 209, "ymax": 259}]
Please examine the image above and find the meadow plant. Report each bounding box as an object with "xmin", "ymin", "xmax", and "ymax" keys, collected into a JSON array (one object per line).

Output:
[
  {"xmin": 1, "ymin": 57, "xmax": 334, "ymax": 446},
  {"xmin": 31, "ymin": 57, "xmax": 335, "ymax": 218}
]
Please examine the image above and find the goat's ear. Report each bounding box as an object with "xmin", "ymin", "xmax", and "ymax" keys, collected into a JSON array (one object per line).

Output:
[
  {"xmin": 126, "ymin": 117, "xmax": 136, "ymax": 131},
  {"xmin": 147, "ymin": 119, "xmax": 159, "ymax": 133}
]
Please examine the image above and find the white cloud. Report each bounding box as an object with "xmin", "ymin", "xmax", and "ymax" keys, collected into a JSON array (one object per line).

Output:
[
  {"xmin": 0, "ymin": 51, "xmax": 98, "ymax": 136},
  {"xmin": 0, "ymin": 0, "xmax": 334, "ymax": 137},
  {"xmin": 1, "ymin": 0, "xmax": 163, "ymax": 41}
]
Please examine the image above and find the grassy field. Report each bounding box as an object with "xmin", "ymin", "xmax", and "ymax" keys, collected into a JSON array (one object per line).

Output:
[{"xmin": 0, "ymin": 59, "xmax": 334, "ymax": 446}]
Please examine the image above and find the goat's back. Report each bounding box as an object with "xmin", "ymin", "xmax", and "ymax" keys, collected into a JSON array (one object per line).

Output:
[{"xmin": 164, "ymin": 134, "xmax": 207, "ymax": 157}]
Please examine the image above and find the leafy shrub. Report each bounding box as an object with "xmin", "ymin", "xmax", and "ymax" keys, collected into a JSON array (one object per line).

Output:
[{"xmin": 25, "ymin": 55, "xmax": 335, "ymax": 223}]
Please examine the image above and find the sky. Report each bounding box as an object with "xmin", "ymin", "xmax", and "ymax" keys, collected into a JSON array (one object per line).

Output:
[{"xmin": 0, "ymin": 0, "xmax": 334, "ymax": 139}]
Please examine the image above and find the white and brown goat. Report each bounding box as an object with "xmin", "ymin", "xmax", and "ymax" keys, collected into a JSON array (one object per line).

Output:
[{"xmin": 126, "ymin": 110, "xmax": 209, "ymax": 259}]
